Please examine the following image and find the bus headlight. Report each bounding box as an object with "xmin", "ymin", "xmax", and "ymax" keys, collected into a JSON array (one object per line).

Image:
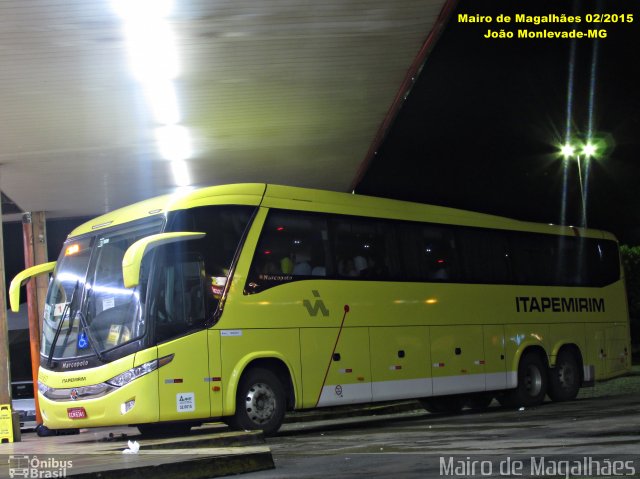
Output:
[{"xmin": 106, "ymin": 354, "xmax": 174, "ymax": 388}]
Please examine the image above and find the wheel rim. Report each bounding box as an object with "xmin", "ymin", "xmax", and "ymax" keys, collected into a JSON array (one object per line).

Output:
[
  {"xmin": 244, "ymin": 382, "xmax": 276, "ymax": 424},
  {"xmin": 524, "ymin": 364, "xmax": 543, "ymax": 397}
]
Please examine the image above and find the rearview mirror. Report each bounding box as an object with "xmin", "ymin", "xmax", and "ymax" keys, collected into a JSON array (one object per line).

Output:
[
  {"xmin": 9, "ymin": 261, "xmax": 57, "ymax": 312},
  {"xmin": 122, "ymin": 232, "xmax": 205, "ymax": 288}
]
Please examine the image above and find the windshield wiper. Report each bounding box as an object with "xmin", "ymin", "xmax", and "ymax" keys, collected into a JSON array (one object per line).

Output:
[{"xmin": 47, "ymin": 280, "xmax": 79, "ymax": 367}]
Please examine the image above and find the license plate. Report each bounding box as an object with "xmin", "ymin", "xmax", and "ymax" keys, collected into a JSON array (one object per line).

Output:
[{"xmin": 67, "ymin": 407, "xmax": 87, "ymax": 419}]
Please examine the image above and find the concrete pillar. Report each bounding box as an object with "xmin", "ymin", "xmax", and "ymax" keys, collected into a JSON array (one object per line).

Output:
[
  {"xmin": 33, "ymin": 212, "xmax": 48, "ymax": 332},
  {"xmin": 22, "ymin": 212, "xmax": 44, "ymax": 425},
  {"xmin": 0, "ymin": 196, "xmax": 18, "ymax": 439}
]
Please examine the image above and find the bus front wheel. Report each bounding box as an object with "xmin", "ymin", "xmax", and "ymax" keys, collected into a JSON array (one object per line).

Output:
[
  {"xmin": 228, "ymin": 367, "xmax": 286, "ymax": 436},
  {"xmin": 547, "ymin": 349, "xmax": 580, "ymax": 402}
]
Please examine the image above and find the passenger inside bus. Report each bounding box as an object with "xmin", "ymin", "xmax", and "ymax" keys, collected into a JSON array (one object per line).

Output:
[{"xmin": 292, "ymin": 251, "xmax": 312, "ymax": 275}]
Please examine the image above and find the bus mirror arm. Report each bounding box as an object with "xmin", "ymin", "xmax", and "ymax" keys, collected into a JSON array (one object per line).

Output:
[
  {"xmin": 9, "ymin": 261, "xmax": 57, "ymax": 313},
  {"xmin": 122, "ymin": 232, "xmax": 206, "ymax": 289}
]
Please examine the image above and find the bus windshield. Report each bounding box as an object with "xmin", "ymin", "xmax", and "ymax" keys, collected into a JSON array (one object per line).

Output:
[{"xmin": 42, "ymin": 219, "xmax": 163, "ymax": 362}]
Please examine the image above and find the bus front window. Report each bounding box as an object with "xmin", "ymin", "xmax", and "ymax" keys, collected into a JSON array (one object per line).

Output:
[
  {"xmin": 84, "ymin": 232, "xmax": 148, "ymax": 352},
  {"xmin": 42, "ymin": 238, "xmax": 93, "ymax": 360},
  {"xmin": 42, "ymin": 220, "xmax": 163, "ymax": 363}
]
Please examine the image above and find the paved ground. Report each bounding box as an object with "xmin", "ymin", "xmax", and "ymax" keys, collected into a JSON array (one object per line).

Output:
[
  {"xmin": 0, "ymin": 426, "xmax": 274, "ymax": 478},
  {"xmin": 2, "ymin": 374, "xmax": 639, "ymax": 478},
  {"xmin": 244, "ymin": 394, "xmax": 640, "ymax": 478}
]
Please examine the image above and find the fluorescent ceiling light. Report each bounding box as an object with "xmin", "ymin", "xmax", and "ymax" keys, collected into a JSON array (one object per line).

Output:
[
  {"xmin": 124, "ymin": 21, "xmax": 179, "ymax": 82},
  {"xmin": 155, "ymin": 125, "xmax": 192, "ymax": 162},
  {"xmin": 144, "ymin": 80, "xmax": 180, "ymax": 125},
  {"xmin": 112, "ymin": 0, "xmax": 174, "ymax": 21},
  {"xmin": 171, "ymin": 160, "xmax": 191, "ymax": 187}
]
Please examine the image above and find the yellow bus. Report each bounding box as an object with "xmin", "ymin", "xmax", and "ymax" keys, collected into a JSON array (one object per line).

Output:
[{"xmin": 11, "ymin": 184, "xmax": 631, "ymax": 435}]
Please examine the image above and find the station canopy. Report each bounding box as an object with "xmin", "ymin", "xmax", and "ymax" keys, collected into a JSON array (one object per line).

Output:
[{"xmin": 0, "ymin": 0, "xmax": 453, "ymax": 219}]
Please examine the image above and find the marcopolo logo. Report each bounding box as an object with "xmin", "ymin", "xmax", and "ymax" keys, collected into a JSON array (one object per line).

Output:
[{"xmin": 303, "ymin": 290, "xmax": 330, "ymax": 317}]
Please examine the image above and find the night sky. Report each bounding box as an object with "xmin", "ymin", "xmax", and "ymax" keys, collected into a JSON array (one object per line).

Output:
[{"xmin": 356, "ymin": 0, "xmax": 640, "ymax": 244}]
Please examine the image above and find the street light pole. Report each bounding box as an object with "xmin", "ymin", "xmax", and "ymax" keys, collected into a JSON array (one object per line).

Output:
[{"xmin": 575, "ymin": 154, "xmax": 587, "ymax": 228}]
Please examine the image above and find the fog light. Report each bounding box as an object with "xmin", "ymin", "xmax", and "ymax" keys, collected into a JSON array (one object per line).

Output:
[{"xmin": 120, "ymin": 399, "xmax": 135, "ymax": 415}]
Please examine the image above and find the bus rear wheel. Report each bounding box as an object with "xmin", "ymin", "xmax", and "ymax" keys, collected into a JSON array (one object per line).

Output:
[
  {"xmin": 548, "ymin": 349, "xmax": 581, "ymax": 402},
  {"xmin": 501, "ymin": 351, "xmax": 548, "ymax": 408},
  {"xmin": 228, "ymin": 367, "xmax": 286, "ymax": 436}
]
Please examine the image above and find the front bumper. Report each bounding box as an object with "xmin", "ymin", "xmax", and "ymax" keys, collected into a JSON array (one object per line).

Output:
[{"xmin": 38, "ymin": 371, "xmax": 159, "ymax": 429}]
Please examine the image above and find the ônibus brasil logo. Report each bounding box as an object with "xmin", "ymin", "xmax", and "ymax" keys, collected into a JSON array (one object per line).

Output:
[{"xmin": 8, "ymin": 455, "xmax": 73, "ymax": 478}]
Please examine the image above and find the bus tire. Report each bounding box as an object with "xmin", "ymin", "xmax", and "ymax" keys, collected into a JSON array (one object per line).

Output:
[
  {"xmin": 228, "ymin": 367, "xmax": 286, "ymax": 436},
  {"xmin": 420, "ymin": 395, "xmax": 464, "ymax": 414},
  {"xmin": 502, "ymin": 351, "xmax": 548, "ymax": 407},
  {"xmin": 547, "ymin": 349, "xmax": 580, "ymax": 402}
]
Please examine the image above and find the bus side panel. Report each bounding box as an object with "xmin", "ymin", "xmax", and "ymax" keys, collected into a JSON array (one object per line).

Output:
[
  {"xmin": 585, "ymin": 327, "xmax": 607, "ymax": 380},
  {"xmin": 605, "ymin": 324, "xmax": 632, "ymax": 377},
  {"xmin": 369, "ymin": 326, "xmax": 431, "ymax": 401},
  {"xmin": 483, "ymin": 325, "xmax": 507, "ymax": 391},
  {"xmin": 430, "ymin": 325, "xmax": 485, "ymax": 395},
  {"xmin": 219, "ymin": 328, "xmax": 301, "ymax": 416},
  {"xmin": 601, "ymin": 282, "xmax": 633, "ymax": 377},
  {"xmin": 302, "ymin": 327, "xmax": 372, "ymax": 407},
  {"xmin": 157, "ymin": 330, "xmax": 211, "ymax": 422},
  {"xmin": 299, "ymin": 328, "xmax": 338, "ymax": 408},
  {"xmin": 503, "ymin": 324, "xmax": 550, "ymax": 387},
  {"xmin": 208, "ymin": 330, "xmax": 223, "ymax": 417},
  {"xmin": 585, "ymin": 323, "xmax": 631, "ymax": 381}
]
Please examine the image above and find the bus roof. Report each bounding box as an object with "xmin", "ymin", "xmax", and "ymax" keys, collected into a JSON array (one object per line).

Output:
[{"xmin": 68, "ymin": 183, "xmax": 616, "ymax": 241}]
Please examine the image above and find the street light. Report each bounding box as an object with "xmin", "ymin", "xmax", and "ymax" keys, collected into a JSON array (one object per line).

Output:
[
  {"xmin": 559, "ymin": 140, "xmax": 598, "ymax": 228},
  {"xmin": 560, "ymin": 143, "xmax": 575, "ymax": 158},
  {"xmin": 582, "ymin": 142, "xmax": 597, "ymax": 158}
]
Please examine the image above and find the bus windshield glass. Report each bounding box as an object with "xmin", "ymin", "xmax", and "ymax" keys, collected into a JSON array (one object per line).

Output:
[{"xmin": 42, "ymin": 219, "xmax": 163, "ymax": 361}]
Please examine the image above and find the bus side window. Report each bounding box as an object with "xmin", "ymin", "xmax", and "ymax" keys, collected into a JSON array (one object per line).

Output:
[
  {"xmin": 580, "ymin": 238, "xmax": 620, "ymax": 287},
  {"xmin": 154, "ymin": 250, "xmax": 207, "ymax": 343},
  {"xmin": 457, "ymin": 228, "xmax": 511, "ymax": 284},
  {"xmin": 398, "ymin": 223, "xmax": 459, "ymax": 282},
  {"xmin": 509, "ymin": 233, "xmax": 557, "ymax": 285},
  {"xmin": 167, "ymin": 205, "xmax": 254, "ymax": 311},
  {"xmin": 331, "ymin": 217, "xmax": 401, "ymax": 280},
  {"xmin": 591, "ymin": 240, "xmax": 620, "ymax": 286},
  {"xmin": 247, "ymin": 210, "xmax": 331, "ymax": 293}
]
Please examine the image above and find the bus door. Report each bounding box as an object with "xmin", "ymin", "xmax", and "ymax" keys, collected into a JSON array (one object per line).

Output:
[{"xmin": 153, "ymin": 251, "xmax": 211, "ymax": 421}]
